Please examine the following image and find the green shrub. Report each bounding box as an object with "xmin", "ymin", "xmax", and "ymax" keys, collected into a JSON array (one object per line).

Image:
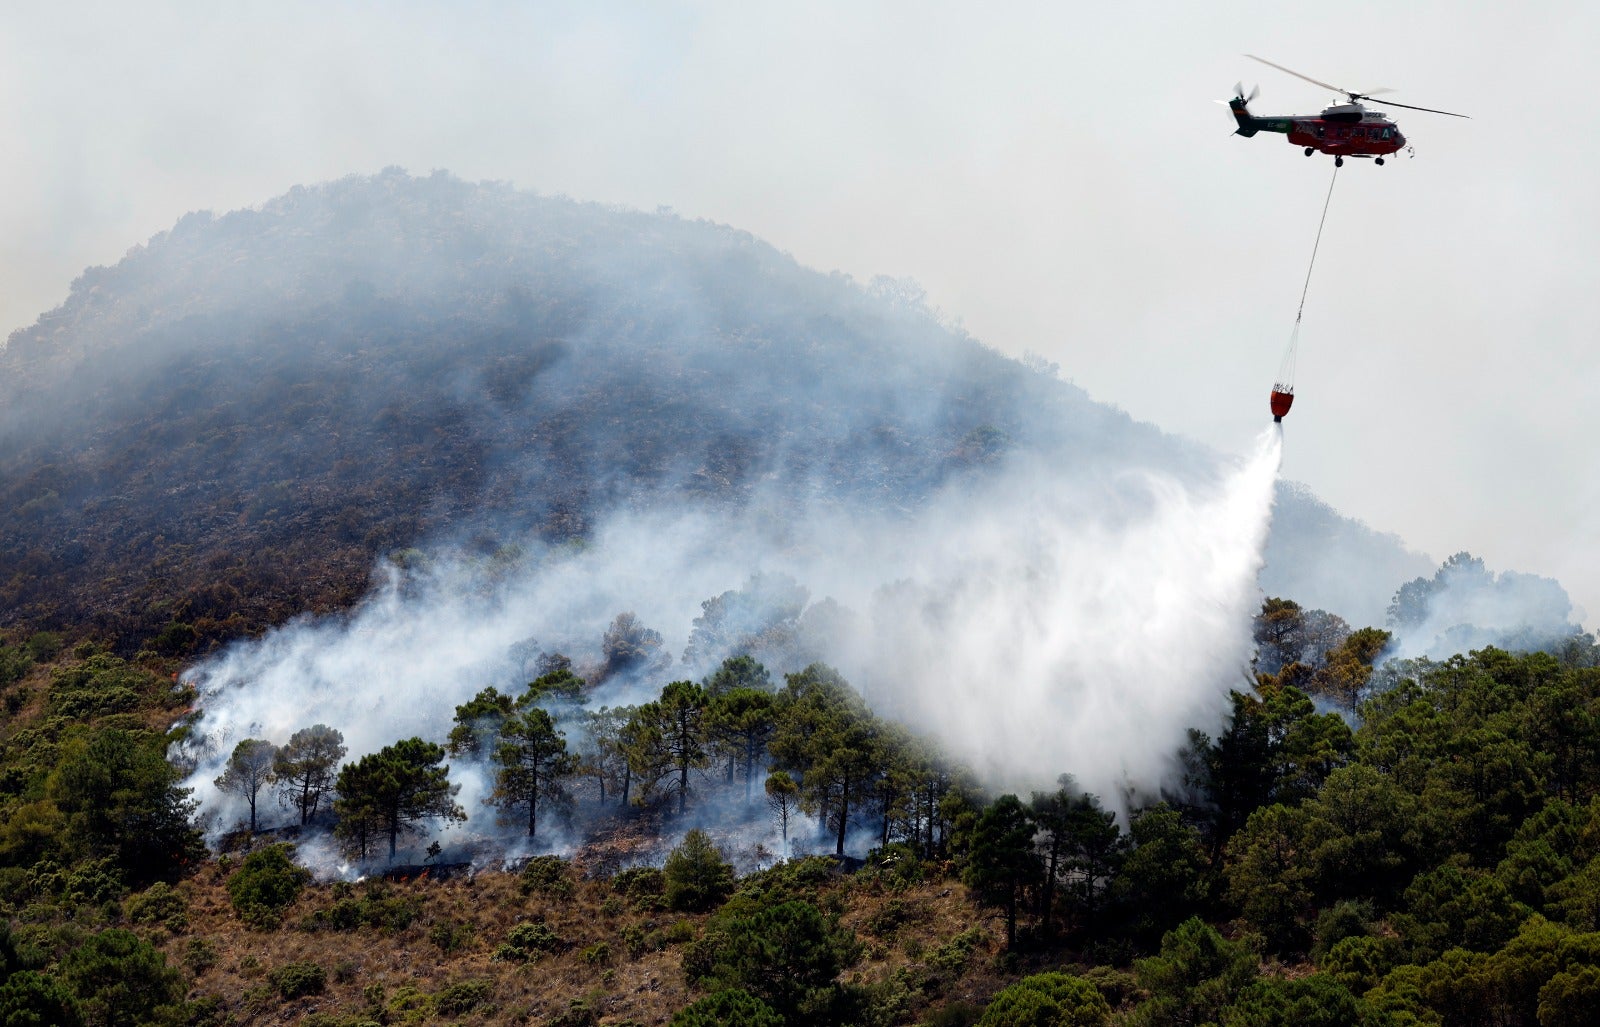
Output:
[
  {"xmin": 433, "ymin": 978, "xmax": 493, "ymax": 1015},
  {"xmin": 620, "ymin": 923, "xmax": 651, "ymax": 957},
  {"xmin": 29, "ymin": 858, "xmax": 125, "ymax": 907},
  {"xmin": 865, "ymin": 896, "xmax": 926, "ymax": 937},
  {"xmin": 182, "ymin": 937, "xmax": 218, "ymax": 975},
  {"xmin": 26, "ymin": 632, "xmax": 63, "ymax": 662},
  {"xmin": 302, "ymin": 882, "xmax": 420, "ymax": 933},
  {"xmin": 269, "ymin": 960, "xmax": 327, "ymax": 999},
  {"xmin": 614, "ymin": 865, "xmax": 665, "ymax": 904},
  {"xmin": 308, "ymin": 898, "xmax": 364, "ymax": 931},
  {"xmin": 924, "ymin": 1001, "xmax": 984, "ymax": 1027},
  {"xmin": 520, "ymin": 855, "xmax": 575, "ymax": 898},
  {"xmin": 976, "ymin": 972, "xmax": 1111, "ymax": 1027},
  {"xmin": 580, "ymin": 941, "xmax": 612, "ymax": 966},
  {"xmin": 493, "ymin": 921, "xmax": 565, "ymax": 962},
  {"xmin": 862, "ymin": 843, "xmax": 925, "ymax": 892},
  {"xmin": 125, "ymin": 881, "xmax": 189, "ymax": 932},
  {"xmin": 546, "ymin": 999, "xmax": 598, "ymax": 1027},
  {"xmin": 228, "ymin": 844, "xmax": 310, "ymax": 928},
  {"xmin": 428, "ymin": 919, "xmax": 475, "ymax": 954},
  {"xmin": 0, "ymin": 643, "xmax": 31, "ymax": 689},
  {"xmin": 720, "ymin": 855, "xmax": 836, "ymax": 918},
  {"xmin": 46, "ymin": 655, "xmax": 151, "ymax": 718},
  {"xmin": 148, "ymin": 622, "xmax": 197, "ymax": 657},
  {"xmin": 663, "ymin": 830, "xmax": 734, "ymax": 913},
  {"xmin": 925, "ymin": 927, "xmax": 989, "ymax": 992},
  {"xmin": 669, "ymin": 987, "xmax": 782, "ymax": 1027},
  {"xmin": 688, "ymin": 900, "xmax": 863, "ymax": 1021},
  {"xmin": 661, "ymin": 918, "xmax": 698, "ymax": 945}
]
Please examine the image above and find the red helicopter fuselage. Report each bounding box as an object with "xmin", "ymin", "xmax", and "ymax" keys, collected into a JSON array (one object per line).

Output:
[{"xmin": 1229, "ymin": 97, "xmax": 1405, "ymax": 160}]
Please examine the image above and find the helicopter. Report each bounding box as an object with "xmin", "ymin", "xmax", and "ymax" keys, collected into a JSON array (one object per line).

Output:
[{"xmin": 1225, "ymin": 54, "xmax": 1468, "ymax": 166}]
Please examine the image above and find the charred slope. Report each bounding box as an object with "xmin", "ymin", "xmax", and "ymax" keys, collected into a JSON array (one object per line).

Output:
[{"xmin": 0, "ymin": 170, "xmax": 1418, "ymax": 650}]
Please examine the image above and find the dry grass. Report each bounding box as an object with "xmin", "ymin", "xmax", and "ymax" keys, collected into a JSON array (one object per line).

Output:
[{"xmin": 161, "ymin": 844, "xmax": 1005, "ymax": 1026}]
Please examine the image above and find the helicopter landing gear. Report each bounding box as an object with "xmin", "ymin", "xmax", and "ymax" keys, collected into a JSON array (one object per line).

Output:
[
  {"xmin": 1334, "ymin": 156, "xmax": 1344, "ymax": 167},
  {"xmin": 1304, "ymin": 147, "xmax": 1315, "ymax": 156},
  {"xmin": 1375, "ymin": 157, "xmax": 1385, "ymax": 166}
]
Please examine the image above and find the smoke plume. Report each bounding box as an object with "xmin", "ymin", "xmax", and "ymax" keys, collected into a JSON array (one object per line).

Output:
[{"xmin": 182, "ymin": 424, "xmax": 1283, "ymax": 851}]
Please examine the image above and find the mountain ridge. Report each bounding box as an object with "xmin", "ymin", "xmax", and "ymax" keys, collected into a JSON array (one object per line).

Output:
[{"xmin": 0, "ymin": 169, "xmax": 1428, "ymax": 651}]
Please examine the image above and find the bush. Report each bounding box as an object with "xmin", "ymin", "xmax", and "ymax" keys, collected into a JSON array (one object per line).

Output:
[
  {"xmin": 125, "ymin": 881, "xmax": 189, "ymax": 932},
  {"xmin": 720, "ymin": 855, "xmax": 836, "ymax": 918},
  {"xmin": 29, "ymin": 858, "xmax": 125, "ymax": 907},
  {"xmin": 976, "ymin": 972, "xmax": 1112, "ymax": 1027},
  {"xmin": 428, "ymin": 919, "xmax": 475, "ymax": 954},
  {"xmin": 663, "ymin": 829, "xmax": 735, "ymax": 913},
  {"xmin": 862, "ymin": 843, "xmax": 925, "ymax": 892},
  {"xmin": 925, "ymin": 1002, "xmax": 984, "ymax": 1027},
  {"xmin": 46, "ymin": 655, "xmax": 152, "ymax": 718},
  {"xmin": 662, "ymin": 918, "xmax": 698, "ymax": 945},
  {"xmin": 433, "ymin": 978, "xmax": 493, "ymax": 1015},
  {"xmin": 691, "ymin": 900, "xmax": 862, "ymax": 1021},
  {"xmin": 183, "ymin": 937, "xmax": 218, "ymax": 975},
  {"xmin": 0, "ymin": 643, "xmax": 31, "ymax": 689},
  {"xmin": 269, "ymin": 960, "xmax": 327, "ymax": 999},
  {"xmin": 520, "ymin": 855, "xmax": 575, "ymax": 898},
  {"xmin": 228, "ymin": 844, "xmax": 311, "ymax": 927},
  {"xmin": 302, "ymin": 882, "xmax": 420, "ymax": 933},
  {"xmin": 614, "ymin": 865, "xmax": 665, "ymax": 907},
  {"xmin": 620, "ymin": 923, "xmax": 653, "ymax": 958},
  {"xmin": 670, "ymin": 988, "xmax": 783, "ymax": 1027},
  {"xmin": 493, "ymin": 921, "xmax": 566, "ymax": 962},
  {"xmin": 864, "ymin": 896, "xmax": 926, "ymax": 938},
  {"xmin": 545, "ymin": 999, "xmax": 598, "ymax": 1027}
]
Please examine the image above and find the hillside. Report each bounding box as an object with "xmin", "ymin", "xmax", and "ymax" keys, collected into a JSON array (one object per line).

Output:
[
  {"xmin": 0, "ymin": 169, "xmax": 1424, "ymax": 654},
  {"xmin": 8, "ymin": 172, "xmax": 1600, "ymax": 1027}
]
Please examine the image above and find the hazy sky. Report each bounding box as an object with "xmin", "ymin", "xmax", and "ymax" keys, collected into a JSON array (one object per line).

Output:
[{"xmin": 4, "ymin": 1, "xmax": 1596, "ymax": 621}]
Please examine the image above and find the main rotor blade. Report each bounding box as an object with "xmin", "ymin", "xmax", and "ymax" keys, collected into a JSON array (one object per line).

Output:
[
  {"xmin": 1355, "ymin": 87, "xmax": 1395, "ymax": 97},
  {"xmin": 1370, "ymin": 98, "xmax": 1471, "ymax": 118},
  {"xmin": 1245, "ymin": 54, "xmax": 1345, "ymax": 95}
]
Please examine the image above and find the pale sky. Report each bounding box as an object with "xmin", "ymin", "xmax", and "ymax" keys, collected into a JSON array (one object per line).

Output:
[{"xmin": 4, "ymin": 1, "xmax": 1596, "ymax": 621}]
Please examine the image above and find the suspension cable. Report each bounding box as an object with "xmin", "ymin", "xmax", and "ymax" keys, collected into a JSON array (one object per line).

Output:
[{"xmin": 1294, "ymin": 164, "xmax": 1340, "ymax": 325}]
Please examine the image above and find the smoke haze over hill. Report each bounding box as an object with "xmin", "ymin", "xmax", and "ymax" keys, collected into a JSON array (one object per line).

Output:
[
  {"xmin": 0, "ymin": 171, "xmax": 1578, "ymax": 856},
  {"xmin": 181, "ymin": 419, "xmax": 1285, "ymax": 849}
]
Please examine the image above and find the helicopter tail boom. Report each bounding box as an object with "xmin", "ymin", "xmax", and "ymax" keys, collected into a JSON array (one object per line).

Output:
[{"xmin": 1227, "ymin": 96, "xmax": 1292, "ymax": 137}]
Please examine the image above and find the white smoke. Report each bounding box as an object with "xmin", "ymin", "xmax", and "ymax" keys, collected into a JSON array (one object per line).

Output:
[
  {"xmin": 848, "ymin": 425, "xmax": 1282, "ymax": 807},
  {"xmin": 182, "ymin": 426, "xmax": 1282, "ymax": 848},
  {"xmin": 1385, "ymin": 552, "xmax": 1585, "ymax": 661}
]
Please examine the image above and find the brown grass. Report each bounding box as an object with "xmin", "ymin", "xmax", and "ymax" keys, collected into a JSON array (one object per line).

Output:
[{"xmin": 161, "ymin": 846, "xmax": 1007, "ymax": 1026}]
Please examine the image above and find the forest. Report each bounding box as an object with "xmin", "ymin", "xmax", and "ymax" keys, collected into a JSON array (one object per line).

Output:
[{"xmin": 3, "ymin": 585, "xmax": 1600, "ymax": 1026}]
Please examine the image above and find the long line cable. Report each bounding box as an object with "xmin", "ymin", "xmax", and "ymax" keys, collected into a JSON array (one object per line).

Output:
[
  {"xmin": 1295, "ymin": 164, "xmax": 1340, "ymax": 325},
  {"xmin": 1277, "ymin": 164, "xmax": 1340, "ymax": 390}
]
